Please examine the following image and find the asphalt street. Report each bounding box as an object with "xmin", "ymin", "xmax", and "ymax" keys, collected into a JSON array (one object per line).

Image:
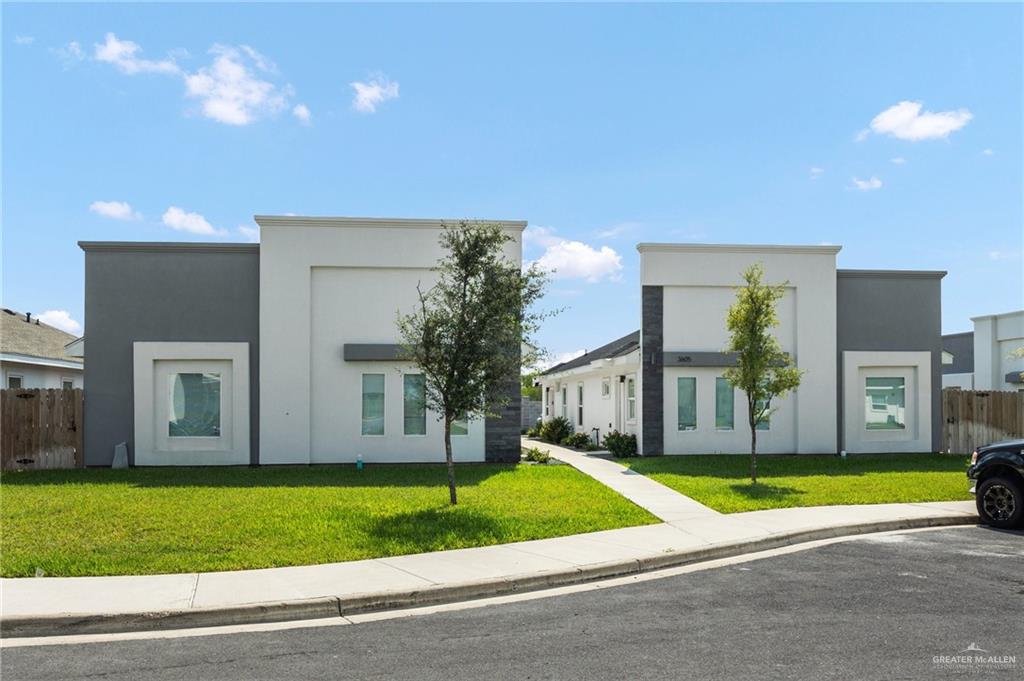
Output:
[{"xmin": 3, "ymin": 526, "xmax": 1022, "ymax": 681}]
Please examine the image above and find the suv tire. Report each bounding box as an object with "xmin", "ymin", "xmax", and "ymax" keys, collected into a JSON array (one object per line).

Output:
[{"xmin": 976, "ymin": 475, "xmax": 1024, "ymax": 529}]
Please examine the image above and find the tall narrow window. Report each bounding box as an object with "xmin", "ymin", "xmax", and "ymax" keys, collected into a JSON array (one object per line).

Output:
[
  {"xmin": 715, "ymin": 377, "xmax": 734, "ymax": 430},
  {"xmin": 451, "ymin": 413, "xmax": 469, "ymax": 436},
  {"xmin": 755, "ymin": 398, "xmax": 770, "ymax": 431},
  {"xmin": 361, "ymin": 373, "xmax": 385, "ymax": 435},
  {"xmin": 865, "ymin": 377, "xmax": 906, "ymax": 430},
  {"xmin": 169, "ymin": 373, "xmax": 221, "ymax": 437},
  {"xmin": 403, "ymin": 374, "xmax": 426, "ymax": 435},
  {"xmin": 677, "ymin": 377, "xmax": 696, "ymax": 431},
  {"xmin": 544, "ymin": 387, "xmax": 550, "ymax": 417},
  {"xmin": 561, "ymin": 386, "xmax": 568, "ymax": 419},
  {"xmin": 626, "ymin": 377, "xmax": 636, "ymax": 421},
  {"xmin": 601, "ymin": 378, "xmax": 611, "ymax": 399},
  {"xmin": 577, "ymin": 383, "xmax": 584, "ymax": 426}
]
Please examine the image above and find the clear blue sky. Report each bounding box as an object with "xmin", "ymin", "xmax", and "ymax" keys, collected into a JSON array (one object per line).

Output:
[{"xmin": 3, "ymin": 3, "xmax": 1021, "ymax": 362}]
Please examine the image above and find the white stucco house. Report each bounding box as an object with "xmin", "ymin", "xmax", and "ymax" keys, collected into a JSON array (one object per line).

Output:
[
  {"xmin": 539, "ymin": 243, "xmax": 945, "ymax": 455},
  {"xmin": 80, "ymin": 216, "xmax": 524, "ymax": 466},
  {"xmin": 0, "ymin": 309, "xmax": 83, "ymax": 389},
  {"xmin": 942, "ymin": 310, "xmax": 1024, "ymax": 390}
]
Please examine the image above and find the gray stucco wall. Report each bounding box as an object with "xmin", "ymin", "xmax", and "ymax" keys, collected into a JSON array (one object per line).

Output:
[
  {"xmin": 836, "ymin": 270, "xmax": 945, "ymax": 452},
  {"xmin": 641, "ymin": 285, "xmax": 664, "ymax": 455},
  {"xmin": 942, "ymin": 332, "xmax": 974, "ymax": 375},
  {"xmin": 81, "ymin": 243, "xmax": 260, "ymax": 466}
]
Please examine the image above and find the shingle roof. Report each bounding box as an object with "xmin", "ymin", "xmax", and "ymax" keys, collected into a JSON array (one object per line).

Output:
[
  {"xmin": 0, "ymin": 310, "xmax": 83, "ymax": 365},
  {"xmin": 541, "ymin": 330, "xmax": 640, "ymax": 376}
]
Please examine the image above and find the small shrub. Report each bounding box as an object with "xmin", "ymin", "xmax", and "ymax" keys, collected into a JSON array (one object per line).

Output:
[
  {"xmin": 603, "ymin": 430, "xmax": 638, "ymax": 457},
  {"xmin": 561, "ymin": 432, "xmax": 593, "ymax": 450},
  {"xmin": 539, "ymin": 416, "xmax": 573, "ymax": 444},
  {"xmin": 523, "ymin": 446, "xmax": 551, "ymax": 464},
  {"xmin": 525, "ymin": 422, "xmax": 542, "ymax": 438}
]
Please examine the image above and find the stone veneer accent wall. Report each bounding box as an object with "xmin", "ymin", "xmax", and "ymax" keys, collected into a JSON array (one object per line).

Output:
[
  {"xmin": 641, "ymin": 285, "xmax": 664, "ymax": 455},
  {"xmin": 485, "ymin": 376, "xmax": 522, "ymax": 462}
]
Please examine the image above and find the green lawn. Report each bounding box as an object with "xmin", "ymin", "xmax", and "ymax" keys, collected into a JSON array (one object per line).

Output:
[
  {"xmin": 1, "ymin": 464, "xmax": 656, "ymax": 577},
  {"xmin": 617, "ymin": 454, "xmax": 972, "ymax": 514}
]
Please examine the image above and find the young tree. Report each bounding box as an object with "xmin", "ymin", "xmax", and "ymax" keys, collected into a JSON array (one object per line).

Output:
[
  {"xmin": 397, "ymin": 222, "xmax": 551, "ymax": 505},
  {"xmin": 723, "ymin": 264, "xmax": 803, "ymax": 484}
]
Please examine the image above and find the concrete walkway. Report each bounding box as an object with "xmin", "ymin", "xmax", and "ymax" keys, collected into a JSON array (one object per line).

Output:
[
  {"xmin": 523, "ymin": 438, "xmax": 719, "ymax": 522},
  {"xmin": 1, "ymin": 500, "xmax": 977, "ymax": 638}
]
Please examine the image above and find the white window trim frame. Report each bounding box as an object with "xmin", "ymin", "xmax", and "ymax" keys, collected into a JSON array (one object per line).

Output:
[
  {"xmin": 626, "ymin": 375, "xmax": 637, "ymax": 424},
  {"xmin": 401, "ymin": 372, "xmax": 428, "ymax": 438},
  {"xmin": 7, "ymin": 373, "xmax": 24, "ymax": 389},
  {"xmin": 361, "ymin": 372, "xmax": 387, "ymax": 438},
  {"xmin": 676, "ymin": 376, "xmax": 697, "ymax": 432},
  {"xmin": 714, "ymin": 376, "xmax": 735, "ymax": 432},
  {"xmin": 60, "ymin": 376, "xmax": 76, "ymax": 390},
  {"xmin": 601, "ymin": 377, "xmax": 611, "ymax": 400},
  {"xmin": 133, "ymin": 342, "xmax": 249, "ymax": 466}
]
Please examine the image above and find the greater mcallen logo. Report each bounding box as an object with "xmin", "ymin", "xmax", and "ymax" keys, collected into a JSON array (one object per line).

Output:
[{"xmin": 932, "ymin": 643, "xmax": 1017, "ymax": 672}]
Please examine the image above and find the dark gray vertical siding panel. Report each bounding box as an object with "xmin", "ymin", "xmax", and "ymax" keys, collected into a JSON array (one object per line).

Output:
[
  {"xmin": 484, "ymin": 374, "xmax": 522, "ymax": 463},
  {"xmin": 835, "ymin": 272, "xmax": 944, "ymax": 452},
  {"xmin": 82, "ymin": 247, "xmax": 260, "ymax": 466},
  {"xmin": 641, "ymin": 285, "xmax": 664, "ymax": 455}
]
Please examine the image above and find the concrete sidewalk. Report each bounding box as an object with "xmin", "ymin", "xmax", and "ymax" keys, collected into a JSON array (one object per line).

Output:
[
  {"xmin": 0, "ymin": 500, "xmax": 977, "ymax": 638},
  {"xmin": 523, "ymin": 438, "xmax": 720, "ymax": 522}
]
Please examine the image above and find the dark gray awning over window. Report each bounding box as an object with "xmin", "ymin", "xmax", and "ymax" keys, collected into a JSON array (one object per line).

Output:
[
  {"xmin": 343, "ymin": 344, "xmax": 406, "ymax": 361},
  {"xmin": 663, "ymin": 351, "xmax": 740, "ymax": 367}
]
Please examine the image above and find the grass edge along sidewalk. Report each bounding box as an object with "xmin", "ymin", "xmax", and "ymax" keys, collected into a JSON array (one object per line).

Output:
[
  {"xmin": 616, "ymin": 453, "xmax": 972, "ymax": 513},
  {"xmin": 2, "ymin": 463, "xmax": 658, "ymax": 577}
]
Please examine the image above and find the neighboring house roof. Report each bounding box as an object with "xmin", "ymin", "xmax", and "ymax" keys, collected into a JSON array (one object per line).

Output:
[
  {"xmin": 942, "ymin": 331, "xmax": 973, "ymax": 375},
  {"xmin": 541, "ymin": 330, "xmax": 640, "ymax": 376},
  {"xmin": 0, "ymin": 309, "xmax": 84, "ymax": 368}
]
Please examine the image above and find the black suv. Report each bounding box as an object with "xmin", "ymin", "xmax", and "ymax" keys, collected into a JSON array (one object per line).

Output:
[{"xmin": 967, "ymin": 439, "xmax": 1024, "ymax": 529}]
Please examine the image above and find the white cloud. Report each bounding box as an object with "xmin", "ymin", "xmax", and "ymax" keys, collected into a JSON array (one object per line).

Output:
[
  {"xmin": 595, "ymin": 222, "xmax": 641, "ymax": 239},
  {"xmin": 864, "ymin": 101, "xmax": 972, "ymax": 141},
  {"xmin": 525, "ymin": 226, "xmax": 623, "ymax": 283},
  {"xmin": 37, "ymin": 310, "xmax": 82, "ymax": 336},
  {"xmin": 538, "ymin": 349, "xmax": 587, "ymax": 371},
  {"xmin": 15, "ymin": 35, "xmax": 35, "ymax": 45},
  {"xmin": 855, "ymin": 129, "xmax": 870, "ymax": 142},
  {"xmin": 849, "ymin": 176, "xmax": 883, "ymax": 191},
  {"xmin": 184, "ymin": 44, "xmax": 289, "ymax": 125},
  {"xmin": 350, "ymin": 74, "xmax": 399, "ymax": 113},
  {"xmin": 89, "ymin": 200, "xmax": 141, "ymax": 221},
  {"xmin": 810, "ymin": 166, "xmax": 824, "ymax": 179},
  {"xmin": 94, "ymin": 32, "xmax": 179, "ymax": 75},
  {"xmin": 53, "ymin": 41, "xmax": 85, "ymax": 65},
  {"xmin": 982, "ymin": 148, "xmax": 994, "ymax": 156},
  {"xmin": 237, "ymin": 224, "xmax": 259, "ymax": 242},
  {"xmin": 292, "ymin": 103, "xmax": 311, "ymax": 124},
  {"xmin": 890, "ymin": 157, "xmax": 907, "ymax": 165},
  {"xmin": 988, "ymin": 249, "xmax": 1019, "ymax": 261},
  {"xmin": 161, "ymin": 206, "xmax": 226, "ymax": 236}
]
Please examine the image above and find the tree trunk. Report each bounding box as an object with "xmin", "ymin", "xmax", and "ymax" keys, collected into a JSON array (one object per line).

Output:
[
  {"xmin": 750, "ymin": 425, "xmax": 758, "ymax": 484},
  {"xmin": 444, "ymin": 420, "xmax": 458, "ymax": 505}
]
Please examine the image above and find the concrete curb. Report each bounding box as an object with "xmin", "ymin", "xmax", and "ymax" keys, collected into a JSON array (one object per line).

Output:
[{"xmin": 1, "ymin": 514, "xmax": 977, "ymax": 639}]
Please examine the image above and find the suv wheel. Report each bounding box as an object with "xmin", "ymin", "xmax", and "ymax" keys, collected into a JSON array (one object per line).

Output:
[{"xmin": 976, "ymin": 476, "xmax": 1024, "ymax": 529}]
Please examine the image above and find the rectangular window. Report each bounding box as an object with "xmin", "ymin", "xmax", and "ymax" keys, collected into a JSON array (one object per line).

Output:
[
  {"xmin": 168, "ymin": 373, "xmax": 221, "ymax": 437},
  {"xmin": 62, "ymin": 378, "xmax": 74, "ymax": 390},
  {"xmin": 8, "ymin": 375, "xmax": 23, "ymax": 389},
  {"xmin": 601, "ymin": 378, "xmax": 611, "ymax": 399},
  {"xmin": 451, "ymin": 414, "xmax": 469, "ymax": 436},
  {"xmin": 626, "ymin": 377, "xmax": 636, "ymax": 421},
  {"xmin": 715, "ymin": 377, "xmax": 734, "ymax": 430},
  {"xmin": 561, "ymin": 386, "xmax": 567, "ymax": 419},
  {"xmin": 361, "ymin": 373, "xmax": 385, "ymax": 435},
  {"xmin": 577, "ymin": 383, "xmax": 584, "ymax": 426},
  {"xmin": 544, "ymin": 387, "xmax": 549, "ymax": 417},
  {"xmin": 677, "ymin": 377, "xmax": 696, "ymax": 431},
  {"xmin": 865, "ymin": 377, "xmax": 906, "ymax": 430},
  {"xmin": 403, "ymin": 374, "xmax": 426, "ymax": 436},
  {"xmin": 755, "ymin": 398, "xmax": 770, "ymax": 431}
]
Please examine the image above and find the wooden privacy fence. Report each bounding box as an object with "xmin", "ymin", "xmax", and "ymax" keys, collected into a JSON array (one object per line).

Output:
[
  {"xmin": 942, "ymin": 388, "xmax": 1024, "ymax": 455},
  {"xmin": 1, "ymin": 388, "xmax": 83, "ymax": 470}
]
